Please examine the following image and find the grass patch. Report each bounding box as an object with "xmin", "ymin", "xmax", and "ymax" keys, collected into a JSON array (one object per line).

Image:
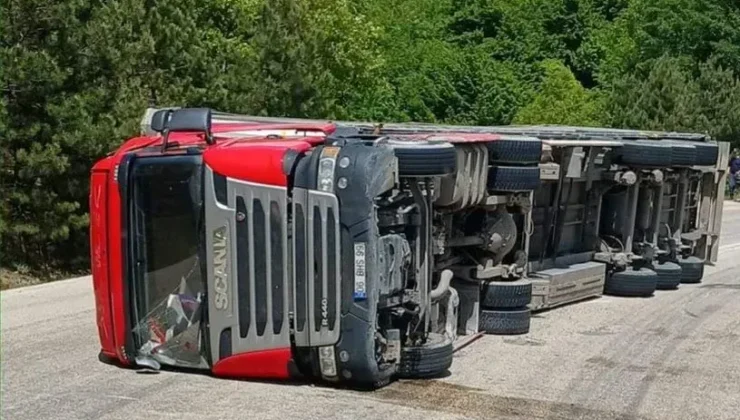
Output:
[{"xmin": 0, "ymin": 267, "xmax": 89, "ymax": 290}]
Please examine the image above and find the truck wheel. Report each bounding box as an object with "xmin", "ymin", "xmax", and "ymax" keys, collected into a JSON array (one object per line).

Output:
[
  {"xmin": 693, "ymin": 142, "xmax": 719, "ymax": 166},
  {"xmin": 652, "ymin": 261, "xmax": 682, "ymax": 290},
  {"xmin": 666, "ymin": 142, "xmax": 697, "ymax": 167},
  {"xmin": 619, "ymin": 141, "xmax": 672, "ymax": 167},
  {"xmin": 488, "ymin": 166, "xmax": 540, "ymax": 191},
  {"xmin": 388, "ymin": 141, "xmax": 457, "ymax": 177},
  {"xmin": 678, "ymin": 256, "xmax": 704, "ymax": 284},
  {"xmin": 480, "ymin": 308, "xmax": 531, "ymax": 335},
  {"xmin": 486, "ymin": 136, "xmax": 542, "ymax": 165},
  {"xmin": 604, "ymin": 267, "xmax": 658, "ymax": 297},
  {"xmin": 398, "ymin": 333, "xmax": 453, "ymax": 379},
  {"xmin": 481, "ymin": 279, "xmax": 532, "ymax": 309}
]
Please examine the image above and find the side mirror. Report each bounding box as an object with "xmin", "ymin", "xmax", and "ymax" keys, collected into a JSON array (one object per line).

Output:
[
  {"xmin": 162, "ymin": 108, "xmax": 214, "ymax": 150},
  {"xmin": 150, "ymin": 109, "xmax": 173, "ymax": 133}
]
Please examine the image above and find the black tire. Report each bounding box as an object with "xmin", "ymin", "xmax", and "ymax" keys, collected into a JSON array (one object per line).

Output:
[
  {"xmin": 693, "ymin": 142, "xmax": 719, "ymax": 166},
  {"xmin": 480, "ymin": 308, "xmax": 531, "ymax": 335},
  {"xmin": 481, "ymin": 279, "xmax": 532, "ymax": 309},
  {"xmin": 678, "ymin": 255, "xmax": 704, "ymax": 284},
  {"xmin": 652, "ymin": 261, "xmax": 682, "ymax": 290},
  {"xmin": 620, "ymin": 140, "xmax": 672, "ymax": 167},
  {"xmin": 389, "ymin": 141, "xmax": 457, "ymax": 177},
  {"xmin": 398, "ymin": 333, "xmax": 453, "ymax": 379},
  {"xmin": 488, "ymin": 165, "xmax": 540, "ymax": 191},
  {"xmin": 486, "ymin": 136, "xmax": 542, "ymax": 165},
  {"xmin": 604, "ymin": 267, "xmax": 658, "ymax": 297},
  {"xmin": 666, "ymin": 142, "xmax": 697, "ymax": 167}
]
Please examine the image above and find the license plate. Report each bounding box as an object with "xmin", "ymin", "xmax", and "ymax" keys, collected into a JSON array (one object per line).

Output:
[{"xmin": 353, "ymin": 243, "xmax": 367, "ymax": 300}]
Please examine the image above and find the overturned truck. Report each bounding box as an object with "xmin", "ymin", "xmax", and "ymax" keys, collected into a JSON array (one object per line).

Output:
[{"xmin": 88, "ymin": 107, "xmax": 728, "ymax": 388}]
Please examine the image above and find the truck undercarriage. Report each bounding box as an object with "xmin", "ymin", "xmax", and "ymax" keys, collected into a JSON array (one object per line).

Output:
[{"xmin": 88, "ymin": 107, "xmax": 728, "ymax": 388}]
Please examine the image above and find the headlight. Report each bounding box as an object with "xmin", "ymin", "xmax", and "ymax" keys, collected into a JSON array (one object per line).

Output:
[{"xmin": 317, "ymin": 147, "xmax": 339, "ymax": 193}]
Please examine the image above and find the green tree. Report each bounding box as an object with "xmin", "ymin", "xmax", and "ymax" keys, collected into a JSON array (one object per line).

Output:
[
  {"xmin": 355, "ymin": 0, "xmax": 461, "ymax": 122},
  {"xmin": 0, "ymin": 0, "xmax": 255, "ymax": 269},
  {"xmin": 1, "ymin": 1, "xmax": 93, "ymax": 268},
  {"xmin": 358, "ymin": 0, "xmax": 535, "ymax": 124},
  {"xmin": 604, "ymin": 56, "xmax": 705, "ymax": 131},
  {"xmin": 604, "ymin": 55, "xmax": 740, "ymax": 145},
  {"xmin": 693, "ymin": 59, "xmax": 740, "ymax": 143},
  {"xmin": 514, "ymin": 59, "xmax": 602, "ymax": 126},
  {"xmin": 447, "ymin": 0, "xmax": 615, "ymax": 87},
  {"xmin": 593, "ymin": 0, "xmax": 740, "ymax": 85},
  {"xmin": 247, "ymin": 0, "xmax": 383, "ymax": 119}
]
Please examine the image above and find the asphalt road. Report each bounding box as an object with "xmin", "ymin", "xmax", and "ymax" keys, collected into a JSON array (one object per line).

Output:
[{"xmin": 4, "ymin": 203, "xmax": 740, "ymax": 420}]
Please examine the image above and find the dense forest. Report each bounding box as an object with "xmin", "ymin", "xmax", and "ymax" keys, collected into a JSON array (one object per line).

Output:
[{"xmin": 2, "ymin": 0, "xmax": 740, "ymax": 277}]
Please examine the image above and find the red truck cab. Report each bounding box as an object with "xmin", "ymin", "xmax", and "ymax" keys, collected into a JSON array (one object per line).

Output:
[
  {"xmin": 90, "ymin": 109, "xmax": 339, "ymax": 377},
  {"xmin": 90, "ymin": 108, "xmax": 470, "ymax": 387}
]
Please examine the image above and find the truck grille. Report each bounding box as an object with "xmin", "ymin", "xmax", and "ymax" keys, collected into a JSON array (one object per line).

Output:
[
  {"xmin": 204, "ymin": 168, "xmax": 291, "ymax": 363},
  {"xmin": 292, "ymin": 188, "xmax": 342, "ymax": 348}
]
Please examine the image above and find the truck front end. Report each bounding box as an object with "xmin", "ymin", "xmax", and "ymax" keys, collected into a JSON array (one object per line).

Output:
[{"xmin": 90, "ymin": 108, "xmax": 460, "ymax": 387}]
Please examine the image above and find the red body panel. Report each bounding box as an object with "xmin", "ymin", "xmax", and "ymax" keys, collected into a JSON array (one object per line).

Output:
[
  {"xmin": 106, "ymin": 156, "xmax": 132, "ymax": 365},
  {"xmin": 211, "ymin": 349, "xmax": 293, "ymax": 380},
  {"xmin": 90, "ymin": 155, "xmax": 130, "ymax": 365},
  {"xmin": 90, "ymin": 168, "xmax": 115, "ymax": 357},
  {"xmin": 203, "ymin": 139, "xmax": 316, "ymax": 186},
  {"xmin": 211, "ymin": 122, "xmax": 336, "ymax": 136},
  {"xmin": 117, "ymin": 136, "xmax": 159, "ymax": 153}
]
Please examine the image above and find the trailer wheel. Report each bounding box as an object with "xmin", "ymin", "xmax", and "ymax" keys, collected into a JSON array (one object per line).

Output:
[
  {"xmin": 488, "ymin": 166, "xmax": 541, "ymax": 191},
  {"xmin": 387, "ymin": 141, "xmax": 457, "ymax": 177},
  {"xmin": 693, "ymin": 142, "xmax": 719, "ymax": 166},
  {"xmin": 652, "ymin": 261, "xmax": 682, "ymax": 290},
  {"xmin": 619, "ymin": 141, "xmax": 672, "ymax": 167},
  {"xmin": 481, "ymin": 279, "xmax": 532, "ymax": 309},
  {"xmin": 604, "ymin": 267, "xmax": 658, "ymax": 297},
  {"xmin": 666, "ymin": 142, "xmax": 697, "ymax": 167},
  {"xmin": 480, "ymin": 308, "xmax": 531, "ymax": 335},
  {"xmin": 486, "ymin": 136, "xmax": 542, "ymax": 165},
  {"xmin": 678, "ymin": 256, "xmax": 704, "ymax": 284},
  {"xmin": 398, "ymin": 333, "xmax": 453, "ymax": 379}
]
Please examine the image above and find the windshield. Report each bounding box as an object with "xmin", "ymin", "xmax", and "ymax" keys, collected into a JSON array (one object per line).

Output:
[{"xmin": 129, "ymin": 154, "xmax": 209, "ymax": 369}]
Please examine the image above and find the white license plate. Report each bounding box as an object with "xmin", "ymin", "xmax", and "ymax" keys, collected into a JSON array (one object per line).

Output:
[{"xmin": 353, "ymin": 243, "xmax": 367, "ymax": 300}]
